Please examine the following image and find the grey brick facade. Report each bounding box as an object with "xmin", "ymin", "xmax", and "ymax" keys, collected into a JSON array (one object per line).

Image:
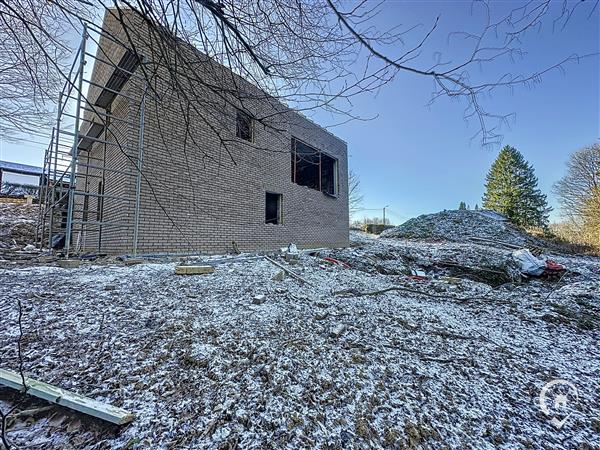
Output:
[{"xmin": 76, "ymin": 9, "xmax": 349, "ymax": 255}]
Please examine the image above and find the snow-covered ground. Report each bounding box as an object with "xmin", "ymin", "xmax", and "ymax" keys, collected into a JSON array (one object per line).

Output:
[{"xmin": 1, "ymin": 232, "xmax": 599, "ymax": 449}]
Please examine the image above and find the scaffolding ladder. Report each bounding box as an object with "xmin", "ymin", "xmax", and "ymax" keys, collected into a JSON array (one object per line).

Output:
[{"xmin": 37, "ymin": 23, "xmax": 147, "ymax": 257}]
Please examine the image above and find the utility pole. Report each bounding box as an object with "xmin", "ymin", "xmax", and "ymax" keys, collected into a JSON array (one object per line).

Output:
[{"xmin": 383, "ymin": 205, "xmax": 389, "ymax": 225}]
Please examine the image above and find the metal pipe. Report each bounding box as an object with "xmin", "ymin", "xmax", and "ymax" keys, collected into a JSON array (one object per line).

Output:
[
  {"xmin": 49, "ymin": 92, "xmax": 63, "ymax": 249},
  {"xmin": 78, "ymin": 106, "xmax": 138, "ymax": 125},
  {"xmin": 98, "ymin": 107, "xmax": 109, "ymax": 253},
  {"xmin": 73, "ymin": 190, "xmax": 136, "ymax": 202},
  {"xmin": 133, "ymin": 81, "xmax": 147, "ymax": 257},
  {"xmin": 60, "ymin": 130, "xmax": 138, "ymax": 151},
  {"xmin": 73, "ymin": 161, "xmax": 138, "ymax": 177},
  {"xmin": 36, "ymin": 128, "xmax": 54, "ymax": 246},
  {"xmin": 82, "ymin": 79, "xmax": 140, "ymax": 102},
  {"xmin": 65, "ymin": 24, "xmax": 87, "ymax": 257}
]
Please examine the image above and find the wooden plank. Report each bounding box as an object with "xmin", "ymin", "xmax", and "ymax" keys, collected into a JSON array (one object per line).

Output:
[
  {"xmin": 0, "ymin": 369, "xmax": 134, "ymax": 425},
  {"xmin": 263, "ymin": 256, "xmax": 311, "ymax": 285},
  {"xmin": 175, "ymin": 265, "xmax": 215, "ymax": 275}
]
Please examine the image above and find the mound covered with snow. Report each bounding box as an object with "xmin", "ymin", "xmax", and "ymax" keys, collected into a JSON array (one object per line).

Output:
[
  {"xmin": 381, "ymin": 209, "xmax": 549, "ymax": 249},
  {"xmin": 0, "ymin": 202, "xmax": 37, "ymax": 249}
]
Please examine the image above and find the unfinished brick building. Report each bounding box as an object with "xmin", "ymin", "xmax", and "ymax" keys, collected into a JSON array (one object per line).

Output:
[{"xmin": 40, "ymin": 9, "xmax": 349, "ymax": 255}]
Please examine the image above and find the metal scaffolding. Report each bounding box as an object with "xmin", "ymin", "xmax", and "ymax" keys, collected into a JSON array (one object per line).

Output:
[{"xmin": 37, "ymin": 24, "xmax": 146, "ymax": 257}]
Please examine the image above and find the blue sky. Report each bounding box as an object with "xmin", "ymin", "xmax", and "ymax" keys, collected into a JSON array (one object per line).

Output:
[
  {"xmin": 319, "ymin": 1, "xmax": 599, "ymax": 223},
  {"xmin": 1, "ymin": 1, "xmax": 598, "ymax": 224}
]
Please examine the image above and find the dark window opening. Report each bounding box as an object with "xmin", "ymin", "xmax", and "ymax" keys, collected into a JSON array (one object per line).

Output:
[
  {"xmin": 291, "ymin": 137, "xmax": 338, "ymax": 196},
  {"xmin": 265, "ymin": 192, "xmax": 282, "ymax": 224},
  {"xmin": 293, "ymin": 139, "xmax": 320, "ymax": 190},
  {"xmin": 236, "ymin": 110, "xmax": 253, "ymax": 141},
  {"xmin": 320, "ymin": 153, "xmax": 337, "ymax": 196}
]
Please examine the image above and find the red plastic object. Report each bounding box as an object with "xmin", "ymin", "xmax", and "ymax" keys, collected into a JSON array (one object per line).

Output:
[
  {"xmin": 545, "ymin": 260, "xmax": 565, "ymax": 271},
  {"xmin": 407, "ymin": 275, "xmax": 428, "ymax": 281},
  {"xmin": 322, "ymin": 257, "xmax": 351, "ymax": 269}
]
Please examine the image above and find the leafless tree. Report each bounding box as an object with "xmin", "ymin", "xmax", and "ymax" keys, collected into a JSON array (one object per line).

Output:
[
  {"xmin": 0, "ymin": 0, "xmax": 85, "ymax": 141},
  {"xmin": 554, "ymin": 144, "xmax": 600, "ymax": 219},
  {"xmin": 0, "ymin": 0, "xmax": 597, "ymax": 147},
  {"xmin": 553, "ymin": 143, "xmax": 600, "ymax": 248},
  {"xmin": 348, "ymin": 170, "xmax": 363, "ymax": 215}
]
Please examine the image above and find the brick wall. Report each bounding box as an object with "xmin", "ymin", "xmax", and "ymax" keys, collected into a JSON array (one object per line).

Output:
[{"xmin": 78, "ymin": 9, "xmax": 349, "ymax": 254}]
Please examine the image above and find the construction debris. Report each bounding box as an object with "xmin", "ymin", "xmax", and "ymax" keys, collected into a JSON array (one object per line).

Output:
[
  {"xmin": 0, "ymin": 209, "xmax": 599, "ymax": 448},
  {"xmin": 271, "ymin": 270, "xmax": 286, "ymax": 281},
  {"xmin": 263, "ymin": 255, "xmax": 310, "ymax": 285},
  {"xmin": 252, "ymin": 294, "xmax": 267, "ymax": 304},
  {"xmin": 123, "ymin": 258, "xmax": 144, "ymax": 266},
  {"xmin": 175, "ymin": 265, "xmax": 215, "ymax": 275},
  {"xmin": 381, "ymin": 209, "xmax": 552, "ymax": 249},
  {"xmin": 0, "ymin": 369, "xmax": 134, "ymax": 425},
  {"xmin": 57, "ymin": 260, "xmax": 81, "ymax": 269},
  {"xmin": 512, "ymin": 249, "xmax": 566, "ymax": 278},
  {"xmin": 322, "ymin": 257, "xmax": 351, "ymax": 269},
  {"xmin": 329, "ymin": 324, "xmax": 345, "ymax": 338},
  {"xmin": 0, "ymin": 203, "xmax": 37, "ymax": 250}
]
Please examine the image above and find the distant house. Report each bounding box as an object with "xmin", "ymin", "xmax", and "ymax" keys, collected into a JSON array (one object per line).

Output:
[{"xmin": 0, "ymin": 160, "xmax": 43, "ymax": 196}]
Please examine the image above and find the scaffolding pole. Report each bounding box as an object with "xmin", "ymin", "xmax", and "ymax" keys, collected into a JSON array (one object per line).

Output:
[
  {"xmin": 38, "ymin": 23, "xmax": 145, "ymax": 256},
  {"xmin": 64, "ymin": 24, "xmax": 88, "ymax": 257},
  {"xmin": 133, "ymin": 82, "xmax": 147, "ymax": 257}
]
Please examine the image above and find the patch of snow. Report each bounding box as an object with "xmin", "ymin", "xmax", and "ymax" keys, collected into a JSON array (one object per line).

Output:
[{"xmin": 0, "ymin": 233, "xmax": 598, "ymax": 449}]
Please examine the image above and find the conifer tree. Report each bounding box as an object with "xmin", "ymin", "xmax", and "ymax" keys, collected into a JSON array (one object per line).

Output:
[
  {"xmin": 458, "ymin": 201, "xmax": 467, "ymax": 210},
  {"xmin": 482, "ymin": 145, "xmax": 549, "ymax": 227}
]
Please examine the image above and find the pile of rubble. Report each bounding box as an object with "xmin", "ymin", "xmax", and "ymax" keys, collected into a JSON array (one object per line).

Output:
[
  {"xmin": 381, "ymin": 209, "xmax": 552, "ymax": 249},
  {"xmin": 0, "ymin": 203, "xmax": 37, "ymax": 250}
]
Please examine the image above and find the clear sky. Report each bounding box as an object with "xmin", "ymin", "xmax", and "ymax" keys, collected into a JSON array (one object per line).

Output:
[{"xmin": 1, "ymin": 1, "xmax": 598, "ymax": 225}]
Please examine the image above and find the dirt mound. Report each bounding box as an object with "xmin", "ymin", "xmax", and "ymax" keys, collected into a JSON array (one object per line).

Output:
[
  {"xmin": 381, "ymin": 210, "xmax": 549, "ymax": 249},
  {"xmin": 0, "ymin": 203, "xmax": 37, "ymax": 249}
]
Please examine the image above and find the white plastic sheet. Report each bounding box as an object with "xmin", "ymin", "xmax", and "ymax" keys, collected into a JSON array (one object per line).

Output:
[{"xmin": 512, "ymin": 249, "xmax": 546, "ymax": 276}]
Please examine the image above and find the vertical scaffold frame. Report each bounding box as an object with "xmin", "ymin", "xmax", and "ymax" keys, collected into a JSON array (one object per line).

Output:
[{"xmin": 38, "ymin": 23, "xmax": 146, "ymax": 257}]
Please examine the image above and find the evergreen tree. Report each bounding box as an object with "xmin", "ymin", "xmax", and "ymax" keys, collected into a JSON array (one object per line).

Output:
[
  {"xmin": 458, "ymin": 201, "xmax": 467, "ymax": 210},
  {"xmin": 482, "ymin": 145, "xmax": 549, "ymax": 227}
]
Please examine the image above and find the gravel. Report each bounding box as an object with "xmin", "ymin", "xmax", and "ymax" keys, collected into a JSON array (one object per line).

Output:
[
  {"xmin": 1, "ymin": 232, "xmax": 599, "ymax": 449},
  {"xmin": 381, "ymin": 209, "xmax": 552, "ymax": 249}
]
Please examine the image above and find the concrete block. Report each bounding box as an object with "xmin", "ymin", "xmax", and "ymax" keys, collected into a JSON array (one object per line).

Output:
[
  {"xmin": 58, "ymin": 259, "xmax": 81, "ymax": 269},
  {"xmin": 124, "ymin": 258, "xmax": 144, "ymax": 266},
  {"xmin": 175, "ymin": 265, "xmax": 215, "ymax": 275},
  {"xmin": 252, "ymin": 294, "xmax": 266, "ymax": 304},
  {"xmin": 272, "ymin": 270, "xmax": 285, "ymax": 281}
]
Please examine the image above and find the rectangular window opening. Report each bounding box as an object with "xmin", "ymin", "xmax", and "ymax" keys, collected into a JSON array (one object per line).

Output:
[
  {"xmin": 236, "ymin": 110, "xmax": 253, "ymax": 141},
  {"xmin": 291, "ymin": 137, "xmax": 338, "ymax": 196},
  {"xmin": 265, "ymin": 192, "xmax": 282, "ymax": 224},
  {"xmin": 321, "ymin": 153, "xmax": 338, "ymax": 197}
]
